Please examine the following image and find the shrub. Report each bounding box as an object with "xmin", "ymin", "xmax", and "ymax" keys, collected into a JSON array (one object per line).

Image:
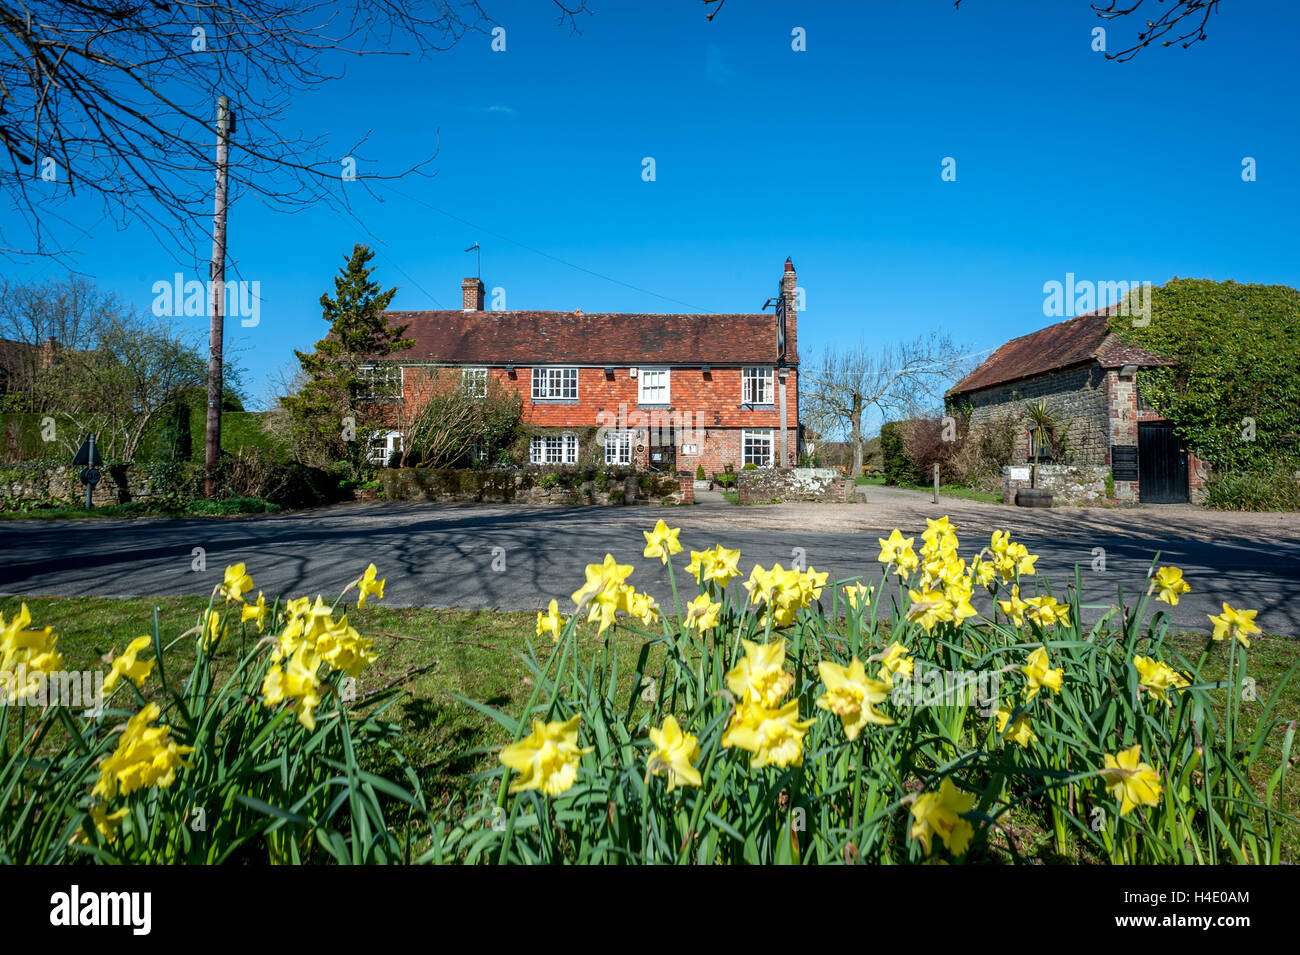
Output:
[
  {"xmin": 696, "ymin": 464, "xmax": 706, "ymax": 481},
  {"xmin": 879, "ymin": 421, "xmax": 914, "ymax": 485},
  {"xmin": 1203, "ymin": 466, "xmax": 1300, "ymax": 511},
  {"xmin": 741, "ymin": 462, "xmax": 757, "ymax": 471},
  {"xmin": 427, "ymin": 522, "xmax": 1292, "ymax": 865}
]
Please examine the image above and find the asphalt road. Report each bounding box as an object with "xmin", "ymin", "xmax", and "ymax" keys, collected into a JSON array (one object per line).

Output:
[{"xmin": 1, "ymin": 499, "xmax": 1298, "ymax": 636}]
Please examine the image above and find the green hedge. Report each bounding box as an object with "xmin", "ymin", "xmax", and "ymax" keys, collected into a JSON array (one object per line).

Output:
[{"xmin": 0, "ymin": 408, "xmax": 288, "ymax": 465}]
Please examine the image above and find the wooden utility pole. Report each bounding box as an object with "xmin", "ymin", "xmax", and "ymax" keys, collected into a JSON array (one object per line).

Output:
[{"xmin": 204, "ymin": 95, "xmax": 232, "ymax": 498}]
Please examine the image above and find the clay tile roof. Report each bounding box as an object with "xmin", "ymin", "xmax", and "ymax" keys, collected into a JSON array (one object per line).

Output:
[
  {"xmin": 382, "ymin": 310, "xmax": 793, "ymax": 365},
  {"xmin": 947, "ymin": 307, "xmax": 1172, "ymax": 396}
]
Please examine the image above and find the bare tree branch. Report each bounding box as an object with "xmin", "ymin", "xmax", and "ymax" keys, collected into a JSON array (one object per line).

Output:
[
  {"xmin": 0, "ymin": 2, "xmax": 586, "ymax": 263},
  {"xmin": 801, "ymin": 332, "xmax": 972, "ymax": 477},
  {"xmin": 953, "ymin": 0, "xmax": 1222, "ymax": 61}
]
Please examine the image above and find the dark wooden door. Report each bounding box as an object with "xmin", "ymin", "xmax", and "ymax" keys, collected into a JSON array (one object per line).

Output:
[{"xmin": 1138, "ymin": 422, "xmax": 1188, "ymax": 503}]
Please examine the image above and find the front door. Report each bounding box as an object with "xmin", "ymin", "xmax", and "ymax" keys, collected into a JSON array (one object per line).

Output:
[{"xmin": 1138, "ymin": 422, "xmax": 1188, "ymax": 503}]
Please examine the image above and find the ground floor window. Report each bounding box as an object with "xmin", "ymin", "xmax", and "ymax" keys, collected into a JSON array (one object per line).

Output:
[
  {"xmin": 742, "ymin": 429, "xmax": 774, "ymax": 468},
  {"xmin": 531, "ymin": 433, "xmax": 578, "ymax": 465},
  {"xmin": 604, "ymin": 430, "xmax": 632, "ymax": 465},
  {"xmin": 368, "ymin": 430, "xmax": 402, "ymax": 466}
]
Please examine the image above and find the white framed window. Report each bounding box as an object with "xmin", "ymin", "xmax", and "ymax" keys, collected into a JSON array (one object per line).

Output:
[
  {"xmin": 604, "ymin": 431, "xmax": 632, "ymax": 465},
  {"xmin": 532, "ymin": 367, "xmax": 578, "ymax": 400},
  {"xmin": 742, "ymin": 367, "xmax": 774, "ymax": 405},
  {"xmin": 462, "ymin": 367, "xmax": 488, "ymax": 398},
  {"xmin": 367, "ymin": 430, "xmax": 402, "ymax": 465},
  {"xmin": 530, "ymin": 433, "xmax": 578, "ymax": 465},
  {"xmin": 638, "ymin": 368, "xmax": 670, "ymax": 405},
  {"xmin": 742, "ymin": 429, "xmax": 774, "ymax": 468},
  {"xmin": 357, "ymin": 365, "xmax": 402, "ymax": 401}
]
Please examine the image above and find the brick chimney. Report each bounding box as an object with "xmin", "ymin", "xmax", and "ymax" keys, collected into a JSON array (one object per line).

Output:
[
  {"xmin": 38, "ymin": 337, "xmax": 58, "ymax": 370},
  {"xmin": 778, "ymin": 258, "xmax": 798, "ymax": 468},
  {"xmin": 462, "ymin": 277, "xmax": 485, "ymax": 311},
  {"xmin": 780, "ymin": 258, "xmax": 798, "ymax": 361}
]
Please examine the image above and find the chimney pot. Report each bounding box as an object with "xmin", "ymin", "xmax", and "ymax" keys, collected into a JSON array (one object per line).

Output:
[{"xmin": 462, "ymin": 277, "xmax": 485, "ymax": 311}]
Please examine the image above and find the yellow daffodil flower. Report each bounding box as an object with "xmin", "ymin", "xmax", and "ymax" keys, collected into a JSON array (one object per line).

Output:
[
  {"xmin": 910, "ymin": 777, "xmax": 976, "ymax": 856},
  {"xmin": 356, "ymin": 563, "xmax": 386, "ymax": 609},
  {"xmin": 642, "ymin": 519, "xmax": 684, "ymax": 564},
  {"xmin": 1133, "ymin": 655, "xmax": 1190, "ymax": 706},
  {"xmin": 1208, "ymin": 603, "xmax": 1260, "ymax": 649},
  {"xmin": 725, "ymin": 638, "xmax": 795, "ymax": 708},
  {"xmin": 906, "ymin": 587, "xmax": 951, "ymax": 633},
  {"xmin": 816, "ymin": 657, "xmax": 893, "ymax": 740},
  {"xmin": 877, "ymin": 529, "xmax": 919, "ymax": 579},
  {"xmin": 240, "ymin": 591, "xmax": 268, "ymax": 632},
  {"xmin": 313, "ymin": 616, "xmax": 376, "ymax": 677},
  {"xmin": 628, "ymin": 590, "xmax": 661, "ymax": 627},
  {"xmin": 684, "ymin": 592, "xmax": 722, "ymax": 631},
  {"xmin": 998, "ymin": 584, "xmax": 1029, "ymax": 627},
  {"xmin": 1151, "ymin": 566, "xmax": 1191, "ymax": 606},
  {"xmin": 1022, "ymin": 646, "xmax": 1063, "ymax": 700},
  {"xmin": 878, "ymin": 642, "xmax": 915, "ymax": 686},
  {"xmin": 647, "ymin": 715, "xmax": 701, "ymax": 792},
  {"xmin": 0, "ymin": 603, "xmax": 64, "ymax": 704},
  {"xmin": 843, "ymin": 583, "xmax": 873, "ymax": 612},
  {"xmin": 101, "ymin": 635, "xmax": 154, "ymax": 695},
  {"xmin": 995, "ymin": 705, "xmax": 1037, "ymax": 747},
  {"xmin": 536, "ymin": 599, "xmax": 563, "ymax": 643},
  {"xmin": 261, "ymin": 644, "xmax": 324, "ymax": 731},
  {"xmin": 499, "ymin": 715, "xmax": 592, "ymax": 796},
  {"xmin": 1025, "ymin": 595, "xmax": 1070, "ymax": 628},
  {"xmin": 721, "ymin": 700, "xmax": 814, "ymax": 769},
  {"xmin": 1101, "ymin": 744, "xmax": 1162, "ymax": 815},
  {"xmin": 92, "ymin": 703, "xmax": 194, "ymax": 800},
  {"xmin": 571, "ymin": 554, "xmax": 634, "ymax": 607},
  {"xmin": 88, "ymin": 805, "xmax": 129, "ymax": 844},
  {"xmin": 199, "ymin": 608, "xmax": 226, "ymax": 650},
  {"xmin": 221, "ymin": 563, "xmax": 254, "ymax": 602}
]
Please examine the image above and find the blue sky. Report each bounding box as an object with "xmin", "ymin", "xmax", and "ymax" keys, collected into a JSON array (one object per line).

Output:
[{"xmin": 15, "ymin": 0, "xmax": 1300, "ymax": 412}]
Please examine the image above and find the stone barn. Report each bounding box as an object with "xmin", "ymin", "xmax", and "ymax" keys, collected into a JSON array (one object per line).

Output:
[{"xmin": 946, "ymin": 307, "xmax": 1208, "ymax": 504}]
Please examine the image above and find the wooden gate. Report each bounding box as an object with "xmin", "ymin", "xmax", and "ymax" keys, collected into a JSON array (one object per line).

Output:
[{"xmin": 1138, "ymin": 422, "xmax": 1188, "ymax": 503}]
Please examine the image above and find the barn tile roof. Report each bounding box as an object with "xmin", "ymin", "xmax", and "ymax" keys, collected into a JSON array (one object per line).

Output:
[
  {"xmin": 947, "ymin": 307, "xmax": 1172, "ymax": 396},
  {"xmin": 382, "ymin": 310, "xmax": 793, "ymax": 365}
]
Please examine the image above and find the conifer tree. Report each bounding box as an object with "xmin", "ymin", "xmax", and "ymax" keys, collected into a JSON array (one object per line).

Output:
[{"xmin": 284, "ymin": 244, "xmax": 413, "ymax": 471}]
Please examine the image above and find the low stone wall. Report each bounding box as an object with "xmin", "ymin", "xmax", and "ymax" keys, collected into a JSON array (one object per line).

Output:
[
  {"xmin": 379, "ymin": 468, "xmax": 692, "ymax": 506},
  {"xmin": 1002, "ymin": 464, "xmax": 1109, "ymax": 506},
  {"xmin": 0, "ymin": 460, "xmax": 146, "ymax": 505},
  {"xmin": 737, "ymin": 467, "xmax": 850, "ymax": 505}
]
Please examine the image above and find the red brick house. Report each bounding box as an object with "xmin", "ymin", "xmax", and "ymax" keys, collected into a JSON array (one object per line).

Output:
[
  {"xmin": 947, "ymin": 306, "xmax": 1208, "ymax": 503},
  {"xmin": 367, "ymin": 259, "xmax": 801, "ymax": 473}
]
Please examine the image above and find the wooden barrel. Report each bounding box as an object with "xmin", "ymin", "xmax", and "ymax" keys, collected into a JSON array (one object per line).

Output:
[{"xmin": 1016, "ymin": 488, "xmax": 1053, "ymax": 508}]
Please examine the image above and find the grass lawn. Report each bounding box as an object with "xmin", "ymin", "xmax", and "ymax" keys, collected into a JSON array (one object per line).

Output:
[
  {"xmin": 856, "ymin": 474, "xmax": 1003, "ymax": 504},
  {"xmin": 0, "ymin": 498, "xmax": 282, "ymax": 521},
  {"xmin": 4, "ymin": 594, "xmax": 1295, "ymax": 861}
]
